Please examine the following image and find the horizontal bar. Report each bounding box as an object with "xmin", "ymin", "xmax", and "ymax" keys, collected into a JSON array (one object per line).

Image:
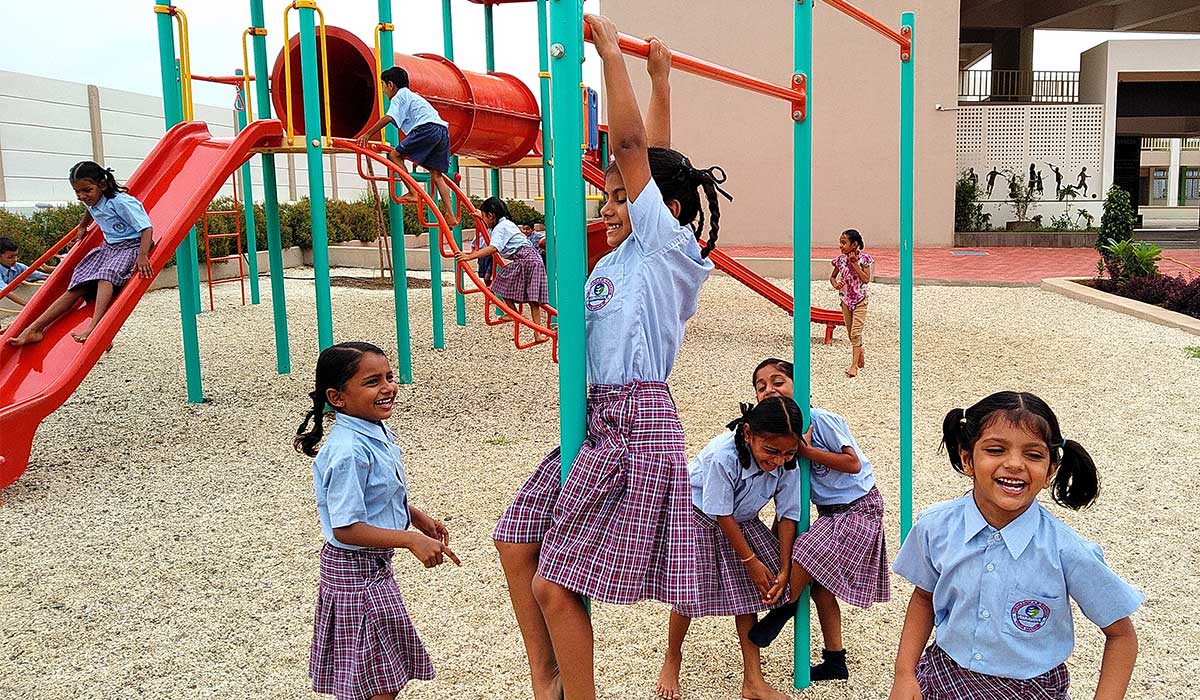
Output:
[
  {"xmin": 583, "ymin": 25, "xmax": 802, "ymax": 104},
  {"xmin": 192, "ymin": 73, "xmax": 255, "ymax": 85},
  {"xmin": 822, "ymin": 0, "xmax": 910, "ymax": 50}
]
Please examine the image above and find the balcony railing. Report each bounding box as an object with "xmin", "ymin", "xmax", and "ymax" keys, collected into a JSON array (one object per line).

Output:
[
  {"xmin": 1142, "ymin": 137, "xmax": 1200, "ymax": 151},
  {"xmin": 958, "ymin": 70, "xmax": 1080, "ymax": 103}
]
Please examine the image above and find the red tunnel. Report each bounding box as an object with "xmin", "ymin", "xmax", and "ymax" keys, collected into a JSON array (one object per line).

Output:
[{"xmin": 271, "ymin": 26, "xmax": 542, "ymax": 167}]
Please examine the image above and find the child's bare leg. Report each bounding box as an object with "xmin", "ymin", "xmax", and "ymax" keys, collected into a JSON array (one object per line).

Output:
[
  {"xmin": 370, "ymin": 694, "xmax": 396, "ymax": 700},
  {"xmin": 496, "ymin": 542, "xmax": 563, "ymax": 700},
  {"xmin": 385, "ymin": 151, "xmax": 418, "ymax": 203},
  {"xmin": 430, "ymin": 172, "xmax": 459, "ymax": 226},
  {"xmin": 531, "ymin": 574, "xmax": 594, "ymax": 700},
  {"xmin": 530, "ymin": 304, "xmax": 549, "ymax": 341},
  {"xmin": 656, "ymin": 612, "xmax": 690, "ymax": 700},
  {"xmin": 736, "ymin": 613, "xmax": 789, "ymax": 700},
  {"xmin": 7, "ymin": 289, "xmax": 84, "ymax": 346},
  {"xmin": 73, "ymin": 281, "xmax": 115, "ymax": 343}
]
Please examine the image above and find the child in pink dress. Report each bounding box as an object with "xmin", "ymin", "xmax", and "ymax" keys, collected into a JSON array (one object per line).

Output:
[{"xmin": 830, "ymin": 229, "xmax": 872, "ymax": 378}]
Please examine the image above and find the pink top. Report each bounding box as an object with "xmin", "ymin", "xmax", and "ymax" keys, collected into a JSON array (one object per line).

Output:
[{"xmin": 833, "ymin": 252, "xmax": 873, "ymax": 309}]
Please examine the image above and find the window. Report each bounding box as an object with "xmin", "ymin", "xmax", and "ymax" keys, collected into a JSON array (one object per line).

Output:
[
  {"xmin": 1185, "ymin": 168, "xmax": 1200, "ymax": 204},
  {"xmin": 1152, "ymin": 168, "xmax": 1168, "ymax": 203}
]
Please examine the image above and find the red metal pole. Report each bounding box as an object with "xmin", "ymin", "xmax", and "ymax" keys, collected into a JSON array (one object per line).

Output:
[
  {"xmin": 191, "ymin": 74, "xmax": 255, "ymax": 85},
  {"xmin": 821, "ymin": 0, "xmax": 911, "ymax": 52},
  {"xmin": 583, "ymin": 25, "xmax": 805, "ymax": 105}
]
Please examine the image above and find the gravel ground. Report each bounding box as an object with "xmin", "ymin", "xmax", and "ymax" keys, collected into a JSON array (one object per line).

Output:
[{"xmin": 2, "ymin": 269, "xmax": 1197, "ymax": 700}]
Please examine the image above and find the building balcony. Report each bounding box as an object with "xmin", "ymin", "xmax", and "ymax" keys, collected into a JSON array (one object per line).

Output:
[{"xmin": 958, "ymin": 69, "xmax": 1080, "ymax": 104}]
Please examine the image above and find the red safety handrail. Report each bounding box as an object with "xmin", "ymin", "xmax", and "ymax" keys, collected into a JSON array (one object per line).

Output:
[
  {"xmin": 191, "ymin": 74, "xmax": 255, "ymax": 86},
  {"xmin": 337, "ymin": 139, "xmax": 559, "ymax": 359},
  {"xmin": 0, "ymin": 227, "xmax": 78, "ymax": 304},
  {"xmin": 584, "ymin": 25, "xmax": 806, "ymax": 113}
]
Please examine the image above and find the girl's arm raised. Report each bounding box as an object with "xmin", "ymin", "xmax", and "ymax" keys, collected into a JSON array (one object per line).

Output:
[
  {"xmin": 1094, "ymin": 617, "xmax": 1137, "ymax": 700},
  {"xmin": 889, "ymin": 587, "xmax": 934, "ymax": 700},
  {"xmin": 644, "ymin": 36, "xmax": 671, "ymax": 149},
  {"xmin": 585, "ymin": 14, "xmax": 651, "ymax": 200}
]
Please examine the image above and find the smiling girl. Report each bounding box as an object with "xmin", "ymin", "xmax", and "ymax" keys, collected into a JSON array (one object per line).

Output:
[
  {"xmin": 295, "ymin": 342, "xmax": 460, "ymax": 700},
  {"xmin": 8, "ymin": 161, "xmax": 153, "ymax": 346},
  {"xmin": 889, "ymin": 391, "xmax": 1142, "ymax": 700}
]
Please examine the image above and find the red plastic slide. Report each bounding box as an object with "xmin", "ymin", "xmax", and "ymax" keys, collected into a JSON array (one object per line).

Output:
[{"xmin": 0, "ymin": 120, "xmax": 285, "ymax": 487}]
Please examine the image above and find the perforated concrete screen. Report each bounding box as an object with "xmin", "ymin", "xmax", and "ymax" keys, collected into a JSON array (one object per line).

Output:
[{"xmin": 956, "ymin": 104, "xmax": 1104, "ymax": 200}]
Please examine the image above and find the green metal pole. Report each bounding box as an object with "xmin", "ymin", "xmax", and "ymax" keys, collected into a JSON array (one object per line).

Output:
[
  {"xmin": 900, "ymin": 12, "xmax": 915, "ymax": 544},
  {"xmin": 537, "ymin": 0, "xmax": 557, "ymax": 307},
  {"xmin": 155, "ymin": 2, "xmax": 203, "ymax": 403},
  {"xmin": 234, "ymin": 69, "xmax": 261, "ymax": 305},
  {"xmin": 250, "ymin": 0, "xmax": 291, "ymax": 375},
  {"xmin": 549, "ymin": 0, "xmax": 586, "ymax": 478},
  {"xmin": 419, "ymin": 173, "xmax": 445, "ymax": 349},
  {"xmin": 484, "ymin": 3, "xmax": 502, "ymax": 200},
  {"xmin": 298, "ymin": 5, "xmax": 334, "ymax": 350},
  {"xmin": 379, "ymin": 0, "xmax": 413, "ymax": 383},
  {"xmin": 792, "ymin": 0, "xmax": 813, "ymax": 690},
  {"xmin": 442, "ymin": 0, "xmax": 466, "ymax": 328}
]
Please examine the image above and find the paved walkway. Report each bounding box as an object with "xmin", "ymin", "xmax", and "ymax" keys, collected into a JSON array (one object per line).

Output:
[{"xmin": 723, "ymin": 246, "xmax": 1200, "ymax": 283}]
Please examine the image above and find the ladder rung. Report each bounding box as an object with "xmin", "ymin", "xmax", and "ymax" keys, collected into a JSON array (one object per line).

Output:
[
  {"xmin": 206, "ymin": 233, "xmax": 242, "ymax": 240},
  {"xmin": 209, "ymin": 254, "xmax": 243, "ymax": 262},
  {"xmin": 206, "ymin": 209, "xmax": 239, "ymax": 216},
  {"xmin": 210, "ymin": 277, "xmax": 245, "ymax": 286}
]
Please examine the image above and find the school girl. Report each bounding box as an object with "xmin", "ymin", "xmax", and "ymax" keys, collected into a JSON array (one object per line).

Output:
[
  {"xmin": 295, "ymin": 342, "xmax": 460, "ymax": 700},
  {"xmin": 491, "ymin": 15, "xmax": 731, "ymax": 700},
  {"xmin": 890, "ymin": 391, "xmax": 1141, "ymax": 700},
  {"xmin": 455, "ymin": 197, "xmax": 549, "ymax": 337}
]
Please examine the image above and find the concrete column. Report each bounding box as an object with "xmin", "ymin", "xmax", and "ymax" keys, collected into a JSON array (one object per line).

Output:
[
  {"xmin": 1168, "ymin": 138, "xmax": 1182, "ymax": 206},
  {"xmin": 287, "ymin": 153, "xmax": 298, "ymax": 200},
  {"xmin": 0, "ymin": 127, "xmax": 7, "ymax": 202},
  {"xmin": 990, "ymin": 29, "xmax": 1034, "ymax": 100},
  {"xmin": 329, "ymin": 152, "xmax": 339, "ymax": 200},
  {"xmin": 87, "ymin": 85, "xmax": 105, "ymax": 164}
]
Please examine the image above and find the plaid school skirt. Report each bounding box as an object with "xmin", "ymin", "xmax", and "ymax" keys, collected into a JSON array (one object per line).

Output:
[
  {"xmin": 526, "ymin": 382, "xmax": 698, "ymax": 607},
  {"xmin": 69, "ymin": 239, "xmax": 140, "ymax": 290},
  {"xmin": 489, "ymin": 245, "xmax": 549, "ymax": 306},
  {"xmin": 791, "ymin": 486, "xmax": 890, "ymax": 608},
  {"xmin": 673, "ymin": 510, "xmax": 786, "ymax": 618},
  {"xmin": 310, "ymin": 544, "xmax": 434, "ymax": 700},
  {"xmin": 916, "ymin": 643, "xmax": 1071, "ymax": 700}
]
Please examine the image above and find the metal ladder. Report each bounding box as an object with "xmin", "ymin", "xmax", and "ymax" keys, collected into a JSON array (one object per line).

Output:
[{"xmin": 201, "ymin": 169, "xmax": 247, "ymax": 311}]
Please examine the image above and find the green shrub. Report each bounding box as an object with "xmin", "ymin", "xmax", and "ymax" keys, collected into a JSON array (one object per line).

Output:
[
  {"xmin": 1098, "ymin": 237, "xmax": 1161, "ymax": 283},
  {"xmin": 954, "ymin": 172, "xmax": 990, "ymax": 231},
  {"xmin": 1098, "ymin": 185, "xmax": 1135, "ymax": 252}
]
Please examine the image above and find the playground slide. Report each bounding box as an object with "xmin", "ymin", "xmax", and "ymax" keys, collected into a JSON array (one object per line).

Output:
[{"xmin": 0, "ymin": 119, "xmax": 284, "ymax": 487}]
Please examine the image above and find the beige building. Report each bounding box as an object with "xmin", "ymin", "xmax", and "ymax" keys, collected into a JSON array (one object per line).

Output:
[{"xmin": 603, "ymin": 0, "xmax": 1200, "ymax": 247}]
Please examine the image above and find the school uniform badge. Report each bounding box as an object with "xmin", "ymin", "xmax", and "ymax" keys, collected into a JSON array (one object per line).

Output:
[
  {"xmin": 586, "ymin": 277, "xmax": 615, "ymax": 311},
  {"xmin": 1010, "ymin": 600, "xmax": 1051, "ymax": 632}
]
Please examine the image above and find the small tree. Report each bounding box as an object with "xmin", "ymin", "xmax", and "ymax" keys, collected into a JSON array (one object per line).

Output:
[
  {"xmin": 1006, "ymin": 174, "xmax": 1035, "ymax": 223},
  {"xmin": 955, "ymin": 172, "xmax": 990, "ymax": 231},
  {"xmin": 1098, "ymin": 185, "xmax": 1135, "ymax": 252}
]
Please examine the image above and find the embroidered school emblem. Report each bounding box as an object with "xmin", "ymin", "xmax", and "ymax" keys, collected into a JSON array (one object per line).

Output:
[
  {"xmin": 586, "ymin": 277, "xmax": 615, "ymax": 311},
  {"xmin": 113, "ymin": 221, "xmax": 128, "ymax": 232},
  {"xmin": 810, "ymin": 463, "xmax": 830, "ymax": 476},
  {"xmin": 1010, "ymin": 600, "xmax": 1051, "ymax": 632}
]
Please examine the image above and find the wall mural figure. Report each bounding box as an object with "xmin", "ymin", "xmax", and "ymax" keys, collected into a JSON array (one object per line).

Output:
[
  {"xmin": 1077, "ymin": 166, "xmax": 1091, "ymax": 197},
  {"xmin": 1046, "ymin": 163, "xmax": 1064, "ymax": 198},
  {"xmin": 985, "ymin": 167, "xmax": 1005, "ymax": 197},
  {"xmin": 967, "ymin": 167, "xmax": 979, "ymax": 191}
]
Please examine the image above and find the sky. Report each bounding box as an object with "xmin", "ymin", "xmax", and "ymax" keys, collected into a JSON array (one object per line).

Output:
[{"xmin": 0, "ymin": 2, "xmax": 1198, "ymax": 108}]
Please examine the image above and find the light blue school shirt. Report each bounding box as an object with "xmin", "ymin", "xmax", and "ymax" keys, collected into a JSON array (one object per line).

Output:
[
  {"xmin": 86, "ymin": 192, "xmax": 152, "ymax": 244},
  {"xmin": 528, "ymin": 230, "xmax": 545, "ymax": 247},
  {"xmin": 385, "ymin": 88, "xmax": 448, "ymax": 135},
  {"xmin": 312, "ymin": 413, "xmax": 412, "ymax": 551},
  {"xmin": 1, "ymin": 261, "xmax": 46, "ymax": 285},
  {"xmin": 689, "ymin": 431, "xmax": 803, "ymax": 523},
  {"xmin": 487, "ymin": 217, "xmax": 532, "ymax": 259},
  {"xmin": 584, "ymin": 178, "xmax": 713, "ymax": 385},
  {"xmin": 893, "ymin": 494, "xmax": 1143, "ymax": 679},
  {"xmin": 808, "ymin": 407, "xmax": 875, "ymax": 505}
]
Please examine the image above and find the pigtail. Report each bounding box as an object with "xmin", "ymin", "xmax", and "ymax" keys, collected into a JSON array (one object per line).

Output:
[
  {"xmin": 293, "ymin": 341, "xmax": 387, "ymax": 458},
  {"xmin": 646, "ymin": 148, "xmax": 732, "ymax": 259},
  {"xmin": 693, "ymin": 166, "xmax": 729, "ymax": 258},
  {"xmin": 1051, "ymin": 438, "xmax": 1100, "ymax": 510},
  {"xmin": 294, "ymin": 390, "xmax": 328, "ymax": 457},
  {"xmin": 940, "ymin": 407, "xmax": 971, "ymax": 473},
  {"xmin": 727, "ymin": 402, "xmax": 755, "ymax": 470}
]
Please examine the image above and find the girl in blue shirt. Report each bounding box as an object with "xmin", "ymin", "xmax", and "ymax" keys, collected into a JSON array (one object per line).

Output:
[
  {"xmin": 492, "ymin": 16, "xmax": 730, "ymax": 700},
  {"xmin": 295, "ymin": 342, "xmax": 460, "ymax": 700},
  {"xmin": 657, "ymin": 397, "xmax": 806, "ymax": 700},
  {"xmin": 8, "ymin": 162, "xmax": 153, "ymax": 346},
  {"xmin": 455, "ymin": 197, "xmax": 549, "ymax": 339},
  {"xmin": 890, "ymin": 391, "xmax": 1141, "ymax": 700},
  {"xmin": 742, "ymin": 358, "xmax": 892, "ymax": 683}
]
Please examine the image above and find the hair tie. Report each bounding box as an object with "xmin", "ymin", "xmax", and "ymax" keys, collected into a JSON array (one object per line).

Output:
[
  {"xmin": 725, "ymin": 402, "xmax": 755, "ymax": 432},
  {"xmin": 1054, "ymin": 439, "xmax": 1067, "ymax": 449},
  {"xmin": 959, "ymin": 408, "xmax": 968, "ymax": 425}
]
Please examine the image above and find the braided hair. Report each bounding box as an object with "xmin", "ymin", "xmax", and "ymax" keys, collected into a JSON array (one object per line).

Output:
[
  {"xmin": 941, "ymin": 391, "xmax": 1099, "ymax": 510},
  {"xmin": 725, "ymin": 396, "xmax": 807, "ymax": 471},
  {"xmin": 294, "ymin": 341, "xmax": 387, "ymax": 457},
  {"xmin": 69, "ymin": 161, "xmax": 126, "ymax": 200},
  {"xmin": 606, "ymin": 147, "xmax": 732, "ymax": 258}
]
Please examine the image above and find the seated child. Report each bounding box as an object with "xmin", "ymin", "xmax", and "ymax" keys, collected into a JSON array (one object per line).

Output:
[{"xmin": 0, "ymin": 236, "xmax": 50, "ymax": 307}]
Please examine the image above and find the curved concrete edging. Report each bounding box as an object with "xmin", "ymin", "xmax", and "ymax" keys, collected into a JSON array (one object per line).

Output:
[{"xmin": 1040, "ymin": 277, "xmax": 1200, "ymax": 336}]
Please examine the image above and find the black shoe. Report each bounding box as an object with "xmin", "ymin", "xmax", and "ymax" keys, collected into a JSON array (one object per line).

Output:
[
  {"xmin": 747, "ymin": 602, "xmax": 798, "ymax": 648},
  {"xmin": 810, "ymin": 648, "xmax": 848, "ymax": 681}
]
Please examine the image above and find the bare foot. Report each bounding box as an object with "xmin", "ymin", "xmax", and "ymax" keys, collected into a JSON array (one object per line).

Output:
[
  {"xmin": 533, "ymin": 672, "xmax": 564, "ymax": 700},
  {"xmin": 740, "ymin": 678, "xmax": 791, "ymax": 700},
  {"xmin": 440, "ymin": 205, "xmax": 459, "ymax": 228},
  {"xmin": 7, "ymin": 328, "xmax": 44, "ymax": 346},
  {"xmin": 858, "ymin": 351, "xmax": 865, "ymax": 368},
  {"xmin": 844, "ymin": 366, "xmax": 858, "ymax": 378},
  {"xmin": 396, "ymin": 194, "xmax": 419, "ymax": 205},
  {"xmin": 71, "ymin": 329, "xmax": 95, "ymax": 343},
  {"xmin": 656, "ymin": 652, "xmax": 682, "ymax": 699}
]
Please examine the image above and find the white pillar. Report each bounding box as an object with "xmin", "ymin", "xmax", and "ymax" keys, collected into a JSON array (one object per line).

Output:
[{"xmin": 1168, "ymin": 138, "xmax": 1182, "ymax": 206}]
